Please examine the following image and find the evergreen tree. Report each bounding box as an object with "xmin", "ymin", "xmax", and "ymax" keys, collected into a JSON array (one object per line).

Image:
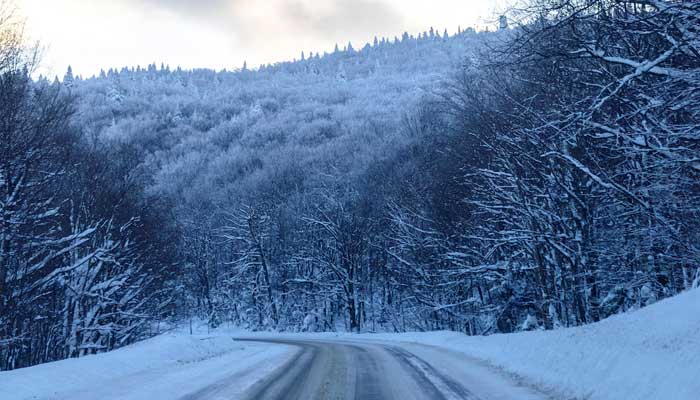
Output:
[{"xmin": 63, "ymin": 65, "xmax": 74, "ymax": 86}]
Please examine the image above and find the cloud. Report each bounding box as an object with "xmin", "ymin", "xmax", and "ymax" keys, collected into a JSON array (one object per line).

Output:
[
  {"xmin": 280, "ymin": 0, "xmax": 404, "ymax": 37},
  {"xmin": 22, "ymin": 0, "xmax": 504, "ymax": 76},
  {"xmin": 130, "ymin": 0, "xmax": 232, "ymax": 19},
  {"xmin": 125, "ymin": 0, "xmax": 404, "ymax": 46}
]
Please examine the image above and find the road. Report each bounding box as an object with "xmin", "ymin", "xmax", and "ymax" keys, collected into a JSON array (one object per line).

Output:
[{"xmin": 220, "ymin": 338, "xmax": 548, "ymax": 400}]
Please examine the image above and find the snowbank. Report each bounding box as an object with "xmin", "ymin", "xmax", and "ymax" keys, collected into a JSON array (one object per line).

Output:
[
  {"xmin": 329, "ymin": 288, "xmax": 700, "ymax": 400},
  {"xmin": 0, "ymin": 329, "xmax": 293, "ymax": 400}
]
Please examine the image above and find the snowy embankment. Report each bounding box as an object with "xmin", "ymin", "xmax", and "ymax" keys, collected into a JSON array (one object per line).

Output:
[
  {"xmin": 0, "ymin": 329, "xmax": 294, "ymax": 400},
  {"xmin": 323, "ymin": 288, "xmax": 699, "ymax": 400}
]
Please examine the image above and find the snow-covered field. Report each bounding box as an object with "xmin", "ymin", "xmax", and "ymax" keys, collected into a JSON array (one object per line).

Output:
[{"xmin": 2, "ymin": 289, "xmax": 697, "ymax": 400}]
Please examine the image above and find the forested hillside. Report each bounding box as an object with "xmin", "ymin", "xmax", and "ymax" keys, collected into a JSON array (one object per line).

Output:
[
  {"xmin": 2, "ymin": 0, "xmax": 699, "ymax": 371},
  {"xmin": 65, "ymin": 26, "xmax": 497, "ymax": 336}
]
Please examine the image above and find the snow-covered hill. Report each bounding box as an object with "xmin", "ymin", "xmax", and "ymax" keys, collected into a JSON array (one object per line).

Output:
[{"xmin": 68, "ymin": 28, "xmax": 497, "ymax": 207}]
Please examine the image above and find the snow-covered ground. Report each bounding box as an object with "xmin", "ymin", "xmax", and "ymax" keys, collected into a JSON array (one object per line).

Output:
[
  {"xmin": 0, "ymin": 328, "xmax": 295, "ymax": 400},
  {"xmin": 2, "ymin": 289, "xmax": 697, "ymax": 400}
]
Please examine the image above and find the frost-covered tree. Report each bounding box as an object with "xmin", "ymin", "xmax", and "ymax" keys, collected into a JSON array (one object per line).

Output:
[{"xmin": 0, "ymin": 2, "xmax": 180, "ymax": 369}]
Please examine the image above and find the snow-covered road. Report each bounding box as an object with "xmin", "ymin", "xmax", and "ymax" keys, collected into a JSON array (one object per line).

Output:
[
  {"xmin": 4, "ymin": 289, "xmax": 698, "ymax": 400},
  {"xmin": 227, "ymin": 338, "xmax": 547, "ymax": 400},
  {"xmin": 0, "ymin": 333, "xmax": 547, "ymax": 400}
]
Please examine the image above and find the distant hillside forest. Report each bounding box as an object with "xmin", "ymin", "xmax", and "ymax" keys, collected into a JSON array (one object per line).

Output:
[{"xmin": 2, "ymin": 0, "xmax": 699, "ymax": 371}]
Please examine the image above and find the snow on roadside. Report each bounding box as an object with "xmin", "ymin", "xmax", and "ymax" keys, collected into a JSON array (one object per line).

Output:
[
  {"xmin": 0, "ymin": 329, "xmax": 294, "ymax": 400},
  {"xmin": 2, "ymin": 289, "xmax": 697, "ymax": 400},
  {"xmin": 301, "ymin": 288, "xmax": 699, "ymax": 400}
]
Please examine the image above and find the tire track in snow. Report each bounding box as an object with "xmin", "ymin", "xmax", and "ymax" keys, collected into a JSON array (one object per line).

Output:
[{"xmin": 384, "ymin": 345, "xmax": 480, "ymax": 400}]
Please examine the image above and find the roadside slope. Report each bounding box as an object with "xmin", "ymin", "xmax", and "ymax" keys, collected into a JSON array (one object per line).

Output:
[{"xmin": 0, "ymin": 331, "xmax": 294, "ymax": 400}]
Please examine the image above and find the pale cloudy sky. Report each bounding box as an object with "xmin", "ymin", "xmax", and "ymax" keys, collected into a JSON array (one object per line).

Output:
[{"xmin": 18, "ymin": 0, "xmax": 509, "ymax": 77}]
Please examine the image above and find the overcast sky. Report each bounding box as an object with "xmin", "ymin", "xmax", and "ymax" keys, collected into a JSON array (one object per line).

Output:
[{"xmin": 18, "ymin": 0, "xmax": 509, "ymax": 77}]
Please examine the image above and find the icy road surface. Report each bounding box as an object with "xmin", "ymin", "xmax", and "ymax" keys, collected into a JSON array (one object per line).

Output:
[{"xmin": 201, "ymin": 338, "xmax": 549, "ymax": 400}]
